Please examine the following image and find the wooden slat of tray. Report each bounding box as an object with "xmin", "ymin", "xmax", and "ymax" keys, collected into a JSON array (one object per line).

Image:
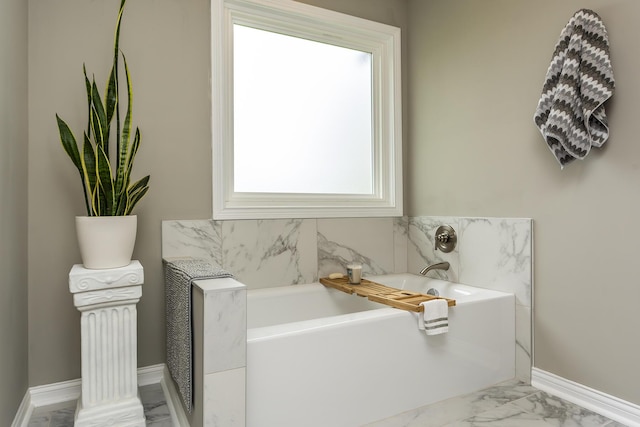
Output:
[
  {"xmin": 369, "ymin": 293, "xmax": 455, "ymax": 311},
  {"xmin": 319, "ymin": 276, "xmax": 455, "ymax": 312},
  {"xmin": 368, "ymin": 294, "xmax": 428, "ymax": 312},
  {"xmin": 352, "ymin": 283, "xmax": 397, "ymax": 298},
  {"xmin": 319, "ymin": 276, "xmax": 356, "ymax": 294},
  {"xmin": 319, "ymin": 277, "xmax": 394, "ymax": 297}
]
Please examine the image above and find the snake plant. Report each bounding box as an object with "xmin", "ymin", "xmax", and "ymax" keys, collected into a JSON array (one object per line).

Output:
[{"xmin": 56, "ymin": 0, "xmax": 149, "ymax": 216}]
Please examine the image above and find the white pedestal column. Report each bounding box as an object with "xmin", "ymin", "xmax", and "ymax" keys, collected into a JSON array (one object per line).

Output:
[{"xmin": 69, "ymin": 260, "xmax": 146, "ymax": 427}]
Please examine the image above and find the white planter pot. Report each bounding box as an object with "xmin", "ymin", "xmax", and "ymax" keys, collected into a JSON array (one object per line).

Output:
[{"xmin": 75, "ymin": 215, "xmax": 137, "ymax": 269}]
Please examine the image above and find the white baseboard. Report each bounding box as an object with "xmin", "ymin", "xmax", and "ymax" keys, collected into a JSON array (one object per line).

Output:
[
  {"xmin": 160, "ymin": 364, "xmax": 191, "ymax": 427},
  {"xmin": 137, "ymin": 363, "xmax": 166, "ymax": 386},
  {"xmin": 28, "ymin": 377, "xmax": 82, "ymax": 408},
  {"xmin": 12, "ymin": 377, "xmax": 84, "ymax": 427},
  {"xmin": 531, "ymin": 367, "xmax": 640, "ymax": 427},
  {"xmin": 12, "ymin": 363, "xmax": 188, "ymax": 427},
  {"xmin": 10, "ymin": 392, "xmax": 32, "ymax": 427}
]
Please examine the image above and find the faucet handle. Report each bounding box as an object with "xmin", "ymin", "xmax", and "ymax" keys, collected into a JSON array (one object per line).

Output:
[
  {"xmin": 434, "ymin": 225, "xmax": 457, "ymax": 253},
  {"xmin": 436, "ymin": 232, "xmax": 451, "ymax": 243}
]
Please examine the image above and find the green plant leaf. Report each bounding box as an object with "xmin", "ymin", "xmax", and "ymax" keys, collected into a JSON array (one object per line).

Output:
[
  {"xmin": 114, "ymin": 54, "xmax": 134, "ymax": 206},
  {"xmin": 112, "ymin": 0, "xmax": 127, "ymax": 160},
  {"xmin": 83, "ymin": 65, "xmax": 92, "ymax": 134},
  {"xmin": 96, "ymin": 145, "xmax": 115, "ymax": 215},
  {"xmin": 57, "ymin": 115, "xmax": 91, "ymax": 215},
  {"xmin": 106, "ymin": 67, "xmax": 118, "ymax": 131},
  {"xmin": 80, "ymin": 133, "xmax": 98, "ymax": 215},
  {"xmin": 120, "ymin": 54, "xmax": 133, "ymax": 166},
  {"xmin": 56, "ymin": 115, "xmax": 82, "ymax": 172},
  {"xmin": 127, "ymin": 127, "xmax": 140, "ymax": 172},
  {"xmin": 81, "ymin": 133, "xmax": 97, "ymax": 189},
  {"xmin": 90, "ymin": 80, "xmax": 109, "ymax": 155},
  {"xmin": 125, "ymin": 175, "xmax": 150, "ymax": 215},
  {"xmin": 115, "ymin": 52, "xmax": 139, "ymax": 216}
]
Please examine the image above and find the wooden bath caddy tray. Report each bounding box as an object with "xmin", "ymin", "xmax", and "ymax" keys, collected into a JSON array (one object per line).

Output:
[{"xmin": 319, "ymin": 276, "xmax": 455, "ymax": 312}]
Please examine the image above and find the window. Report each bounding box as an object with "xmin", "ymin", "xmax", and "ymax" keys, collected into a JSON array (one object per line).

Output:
[{"xmin": 212, "ymin": 0, "xmax": 402, "ymax": 219}]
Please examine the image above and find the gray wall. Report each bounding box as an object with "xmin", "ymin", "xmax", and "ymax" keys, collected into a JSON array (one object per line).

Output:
[
  {"xmin": 0, "ymin": 0, "xmax": 28, "ymax": 423},
  {"xmin": 407, "ymin": 0, "xmax": 640, "ymax": 404}
]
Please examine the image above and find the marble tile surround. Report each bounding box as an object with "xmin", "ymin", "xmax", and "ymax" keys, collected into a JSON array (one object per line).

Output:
[
  {"xmin": 364, "ymin": 379, "xmax": 625, "ymax": 427},
  {"xmin": 162, "ymin": 215, "xmax": 533, "ymax": 381}
]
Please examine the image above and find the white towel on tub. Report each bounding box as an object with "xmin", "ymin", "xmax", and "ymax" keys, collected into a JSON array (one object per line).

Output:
[{"xmin": 419, "ymin": 299, "xmax": 448, "ymax": 335}]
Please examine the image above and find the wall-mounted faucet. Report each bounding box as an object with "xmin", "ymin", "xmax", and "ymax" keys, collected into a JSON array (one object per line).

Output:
[
  {"xmin": 419, "ymin": 225, "xmax": 456, "ymax": 276},
  {"xmin": 434, "ymin": 225, "xmax": 456, "ymax": 253},
  {"xmin": 419, "ymin": 261, "xmax": 450, "ymax": 276}
]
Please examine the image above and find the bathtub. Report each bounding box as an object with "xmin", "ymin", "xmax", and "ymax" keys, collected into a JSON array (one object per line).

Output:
[{"xmin": 246, "ymin": 273, "xmax": 515, "ymax": 427}]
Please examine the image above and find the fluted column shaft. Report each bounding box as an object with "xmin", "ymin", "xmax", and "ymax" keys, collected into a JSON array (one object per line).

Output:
[{"xmin": 69, "ymin": 261, "xmax": 146, "ymax": 427}]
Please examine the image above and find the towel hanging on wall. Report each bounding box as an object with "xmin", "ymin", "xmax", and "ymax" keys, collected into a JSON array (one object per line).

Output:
[{"xmin": 534, "ymin": 9, "xmax": 615, "ymax": 168}]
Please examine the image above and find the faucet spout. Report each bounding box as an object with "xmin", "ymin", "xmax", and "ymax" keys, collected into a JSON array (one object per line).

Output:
[{"xmin": 419, "ymin": 261, "xmax": 450, "ymax": 276}]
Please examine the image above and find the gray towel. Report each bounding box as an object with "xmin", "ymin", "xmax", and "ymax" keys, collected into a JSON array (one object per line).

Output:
[
  {"xmin": 534, "ymin": 9, "xmax": 615, "ymax": 168},
  {"xmin": 163, "ymin": 258, "xmax": 233, "ymax": 414}
]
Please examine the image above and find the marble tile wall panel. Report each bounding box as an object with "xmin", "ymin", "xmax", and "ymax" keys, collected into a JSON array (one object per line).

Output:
[
  {"xmin": 407, "ymin": 216, "xmax": 461, "ymax": 281},
  {"xmin": 317, "ymin": 217, "xmax": 396, "ymax": 278},
  {"xmin": 203, "ymin": 368, "xmax": 246, "ymax": 427},
  {"xmin": 516, "ymin": 305, "xmax": 532, "ymax": 383},
  {"xmin": 162, "ymin": 216, "xmax": 532, "ymax": 299},
  {"xmin": 457, "ymin": 217, "xmax": 533, "ymax": 383},
  {"xmin": 162, "ymin": 220, "xmax": 223, "ymax": 266},
  {"xmin": 393, "ymin": 217, "xmax": 409, "ymax": 273},
  {"xmin": 220, "ymin": 219, "xmax": 317, "ymax": 288},
  {"xmin": 163, "ymin": 219, "xmax": 318, "ymax": 288},
  {"xmin": 458, "ymin": 217, "xmax": 532, "ymax": 307},
  {"xmin": 203, "ymin": 287, "xmax": 246, "ymax": 374}
]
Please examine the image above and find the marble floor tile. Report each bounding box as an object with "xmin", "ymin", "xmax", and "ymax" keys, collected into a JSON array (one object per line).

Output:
[
  {"xmin": 26, "ymin": 413, "xmax": 50, "ymax": 427},
  {"xmin": 146, "ymin": 419, "xmax": 175, "ymax": 427},
  {"xmin": 26, "ymin": 383, "xmax": 174, "ymax": 426},
  {"xmin": 364, "ymin": 380, "xmax": 539, "ymax": 427},
  {"xmin": 48, "ymin": 406, "xmax": 76, "ymax": 427},
  {"xmin": 512, "ymin": 391, "xmax": 618, "ymax": 427},
  {"xmin": 364, "ymin": 380, "xmax": 627, "ymax": 427},
  {"xmin": 28, "ymin": 400, "xmax": 75, "ymax": 427},
  {"xmin": 140, "ymin": 383, "xmax": 167, "ymax": 404},
  {"xmin": 442, "ymin": 403, "xmax": 552, "ymax": 426},
  {"xmin": 140, "ymin": 383, "xmax": 173, "ymax": 423}
]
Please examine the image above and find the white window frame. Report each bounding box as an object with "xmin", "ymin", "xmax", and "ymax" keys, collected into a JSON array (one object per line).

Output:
[{"xmin": 212, "ymin": 0, "xmax": 402, "ymax": 219}]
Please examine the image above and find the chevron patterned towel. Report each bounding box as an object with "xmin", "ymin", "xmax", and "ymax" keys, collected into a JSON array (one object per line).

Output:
[
  {"xmin": 163, "ymin": 257, "xmax": 233, "ymax": 414},
  {"xmin": 534, "ymin": 9, "xmax": 615, "ymax": 168}
]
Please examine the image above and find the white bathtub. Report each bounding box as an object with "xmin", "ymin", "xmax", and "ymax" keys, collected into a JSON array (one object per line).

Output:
[{"xmin": 246, "ymin": 273, "xmax": 515, "ymax": 427}]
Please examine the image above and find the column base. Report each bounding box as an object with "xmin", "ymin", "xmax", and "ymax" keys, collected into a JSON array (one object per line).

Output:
[{"xmin": 75, "ymin": 394, "xmax": 146, "ymax": 427}]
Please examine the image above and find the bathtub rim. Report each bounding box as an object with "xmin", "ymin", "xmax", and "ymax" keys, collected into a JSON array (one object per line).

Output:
[
  {"xmin": 247, "ymin": 304, "xmax": 401, "ymax": 341},
  {"xmin": 247, "ymin": 274, "xmax": 515, "ymax": 341}
]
